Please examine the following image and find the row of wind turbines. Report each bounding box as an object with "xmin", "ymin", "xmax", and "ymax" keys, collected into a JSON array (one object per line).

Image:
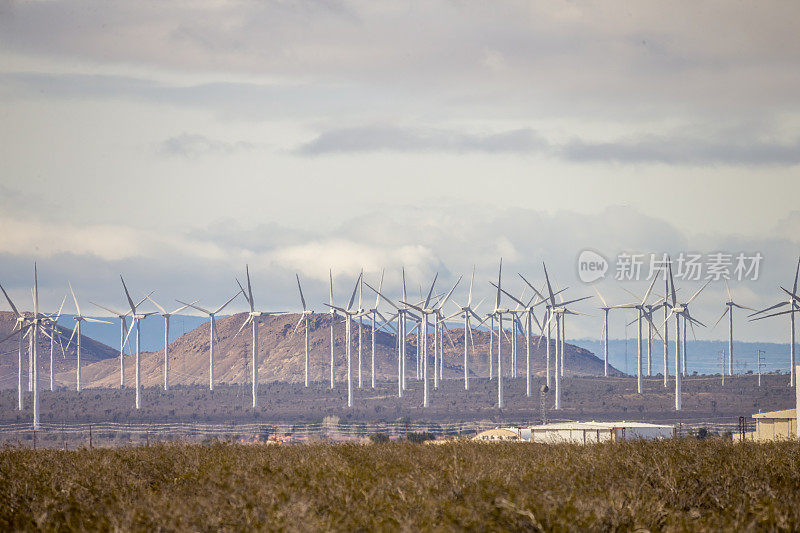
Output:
[{"xmin": 3, "ymin": 257, "xmax": 799, "ymax": 430}]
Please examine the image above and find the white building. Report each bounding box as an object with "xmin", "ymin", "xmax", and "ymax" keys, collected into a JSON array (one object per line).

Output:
[{"xmin": 526, "ymin": 421, "xmax": 675, "ymax": 444}]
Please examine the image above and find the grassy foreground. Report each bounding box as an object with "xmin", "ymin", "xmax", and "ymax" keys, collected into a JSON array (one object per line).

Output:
[{"xmin": 1, "ymin": 439, "xmax": 799, "ymax": 531}]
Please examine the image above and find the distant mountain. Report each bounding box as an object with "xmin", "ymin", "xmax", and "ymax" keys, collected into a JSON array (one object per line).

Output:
[
  {"xmin": 0, "ymin": 311, "xmax": 116, "ymax": 390},
  {"xmin": 63, "ymin": 312, "xmax": 621, "ymax": 388}
]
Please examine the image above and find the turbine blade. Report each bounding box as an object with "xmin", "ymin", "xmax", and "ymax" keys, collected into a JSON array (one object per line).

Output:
[
  {"xmin": 246, "ymin": 264, "xmax": 255, "ymax": 311},
  {"xmin": 749, "ymin": 301, "xmax": 788, "ymax": 317},
  {"xmin": 90, "ymin": 301, "xmax": 126, "ymax": 317},
  {"xmin": 593, "ymin": 287, "xmax": 608, "ymax": 308},
  {"xmin": 119, "ymin": 275, "xmax": 135, "ymax": 313},
  {"xmin": 145, "ymin": 295, "xmax": 167, "ymax": 315},
  {"xmin": 296, "ymin": 274, "xmax": 307, "ymax": 311},
  {"xmin": 69, "ymin": 281, "xmax": 81, "ymax": 316},
  {"xmin": 84, "ymin": 317, "xmax": 113, "ymax": 324},
  {"xmin": 424, "ymin": 272, "xmax": 439, "ymax": 309},
  {"xmin": 725, "ymin": 279, "xmax": 733, "ymax": 302},
  {"xmin": 0, "ymin": 282, "xmax": 20, "ymax": 317},
  {"xmin": 214, "ymin": 291, "xmax": 241, "ymax": 314},
  {"xmin": 437, "ymin": 275, "xmax": 462, "ymax": 310},
  {"xmin": 686, "ymin": 280, "xmax": 711, "ymax": 305},
  {"xmin": 176, "ymin": 300, "xmax": 212, "ymax": 315},
  {"xmin": 711, "ymin": 307, "xmax": 729, "ymax": 330}
]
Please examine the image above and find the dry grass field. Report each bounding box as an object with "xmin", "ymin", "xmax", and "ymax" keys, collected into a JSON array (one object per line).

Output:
[{"xmin": 1, "ymin": 438, "xmax": 799, "ymax": 531}]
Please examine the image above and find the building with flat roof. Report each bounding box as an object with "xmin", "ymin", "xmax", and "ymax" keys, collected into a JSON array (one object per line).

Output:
[
  {"xmin": 527, "ymin": 421, "xmax": 675, "ymax": 444},
  {"xmin": 747, "ymin": 409, "xmax": 797, "ymax": 442}
]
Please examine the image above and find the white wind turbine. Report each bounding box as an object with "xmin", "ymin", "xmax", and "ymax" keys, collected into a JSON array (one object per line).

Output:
[
  {"xmin": 292, "ymin": 274, "xmax": 314, "ymax": 387},
  {"xmin": 89, "ymin": 296, "xmax": 144, "ymax": 389},
  {"xmin": 496, "ymin": 276, "xmax": 548, "ymax": 396},
  {"xmin": 592, "ymin": 288, "xmax": 617, "ymax": 377},
  {"xmin": 177, "ymin": 290, "xmax": 241, "ymax": 392},
  {"xmin": 430, "ymin": 278, "xmax": 462, "ymax": 389},
  {"xmin": 662, "ymin": 261, "xmax": 709, "ymax": 410},
  {"xmin": 614, "ymin": 277, "xmax": 663, "ymax": 394},
  {"xmin": 443, "ymin": 266, "xmax": 486, "ymax": 391},
  {"xmin": 711, "ymin": 280, "xmax": 755, "ymax": 377},
  {"xmin": 325, "ymin": 272, "xmax": 363, "ymax": 407},
  {"xmin": 10, "ymin": 265, "xmax": 56, "ymax": 428},
  {"xmin": 749, "ymin": 257, "xmax": 800, "ymax": 387},
  {"xmin": 146, "ymin": 296, "xmax": 194, "ymax": 391},
  {"xmin": 363, "ymin": 270, "xmax": 398, "ymax": 389},
  {"xmin": 400, "ymin": 273, "xmax": 441, "ymax": 407},
  {"xmin": 119, "ymin": 276, "xmax": 157, "ymax": 409},
  {"xmin": 66, "ymin": 282, "xmax": 111, "ymax": 392},
  {"xmin": 235, "ymin": 265, "xmax": 284, "ymax": 408},
  {"xmin": 536, "ymin": 262, "xmax": 592, "ymax": 410},
  {"xmin": 0, "ymin": 281, "xmax": 31, "ymax": 410},
  {"xmin": 365, "ymin": 274, "xmax": 418, "ymax": 398}
]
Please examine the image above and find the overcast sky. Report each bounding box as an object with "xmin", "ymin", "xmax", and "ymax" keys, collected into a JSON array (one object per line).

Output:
[{"xmin": 2, "ymin": 1, "xmax": 800, "ymax": 343}]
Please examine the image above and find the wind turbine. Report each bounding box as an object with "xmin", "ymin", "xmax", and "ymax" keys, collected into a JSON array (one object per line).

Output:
[
  {"xmin": 146, "ymin": 296, "xmax": 194, "ymax": 391},
  {"xmin": 498, "ymin": 275, "xmax": 548, "ymax": 396},
  {"xmin": 430, "ymin": 277, "xmax": 462, "ymax": 388},
  {"xmin": 90, "ymin": 299, "xmax": 136, "ymax": 389},
  {"xmin": 614, "ymin": 277, "xmax": 663, "ymax": 394},
  {"xmin": 712, "ymin": 280, "xmax": 755, "ymax": 377},
  {"xmin": 443, "ymin": 266, "xmax": 485, "ymax": 391},
  {"xmin": 400, "ymin": 273, "xmax": 441, "ymax": 407},
  {"xmin": 365, "ymin": 274, "xmax": 418, "ymax": 398},
  {"xmin": 6, "ymin": 265, "xmax": 56, "ymax": 429},
  {"xmin": 363, "ymin": 270, "xmax": 397, "ymax": 389},
  {"xmin": 292, "ymin": 274, "xmax": 314, "ymax": 387},
  {"xmin": 235, "ymin": 265, "xmax": 284, "ymax": 408},
  {"xmin": 66, "ymin": 282, "xmax": 111, "ymax": 393},
  {"xmin": 119, "ymin": 276, "xmax": 156, "ymax": 409},
  {"xmin": 536, "ymin": 262, "xmax": 592, "ymax": 410},
  {"xmin": 325, "ymin": 272, "xmax": 362, "ymax": 407},
  {"xmin": 0, "ymin": 281, "xmax": 31, "ymax": 410},
  {"xmin": 662, "ymin": 261, "xmax": 709, "ymax": 410},
  {"xmin": 178, "ymin": 290, "xmax": 241, "ymax": 392},
  {"xmin": 592, "ymin": 288, "xmax": 617, "ymax": 377},
  {"xmin": 750, "ymin": 257, "xmax": 800, "ymax": 387}
]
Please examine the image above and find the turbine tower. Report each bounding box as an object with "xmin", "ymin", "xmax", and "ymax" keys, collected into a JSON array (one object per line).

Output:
[{"xmin": 178, "ymin": 291, "xmax": 241, "ymax": 391}]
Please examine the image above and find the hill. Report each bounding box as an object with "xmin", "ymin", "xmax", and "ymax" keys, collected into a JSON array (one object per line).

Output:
[
  {"xmin": 63, "ymin": 312, "xmax": 619, "ymax": 389},
  {"xmin": 0, "ymin": 311, "xmax": 117, "ymax": 390}
]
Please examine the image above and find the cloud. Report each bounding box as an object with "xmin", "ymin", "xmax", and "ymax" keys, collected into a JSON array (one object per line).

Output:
[
  {"xmin": 295, "ymin": 126, "xmax": 548, "ymax": 155},
  {"xmin": 157, "ymin": 133, "xmax": 255, "ymax": 157},
  {"xmin": 295, "ymin": 125, "xmax": 800, "ymax": 166},
  {"xmin": 561, "ymin": 136, "xmax": 800, "ymax": 166}
]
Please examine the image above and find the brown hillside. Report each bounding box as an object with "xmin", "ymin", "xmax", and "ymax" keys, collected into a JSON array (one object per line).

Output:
[
  {"xmin": 0, "ymin": 311, "xmax": 116, "ymax": 390},
  {"xmin": 66, "ymin": 312, "xmax": 618, "ymax": 389}
]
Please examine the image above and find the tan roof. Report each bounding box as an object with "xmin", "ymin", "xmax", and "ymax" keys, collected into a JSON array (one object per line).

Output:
[
  {"xmin": 753, "ymin": 408, "xmax": 796, "ymax": 419},
  {"xmin": 473, "ymin": 428, "xmax": 521, "ymax": 440}
]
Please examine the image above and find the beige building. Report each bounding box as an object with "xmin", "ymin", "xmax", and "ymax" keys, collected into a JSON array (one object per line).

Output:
[
  {"xmin": 748, "ymin": 409, "xmax": 797, "ymax": 442},
  {"xmin": 526, "ymin": 421, "xmax": 675, "ymax": 444}
]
